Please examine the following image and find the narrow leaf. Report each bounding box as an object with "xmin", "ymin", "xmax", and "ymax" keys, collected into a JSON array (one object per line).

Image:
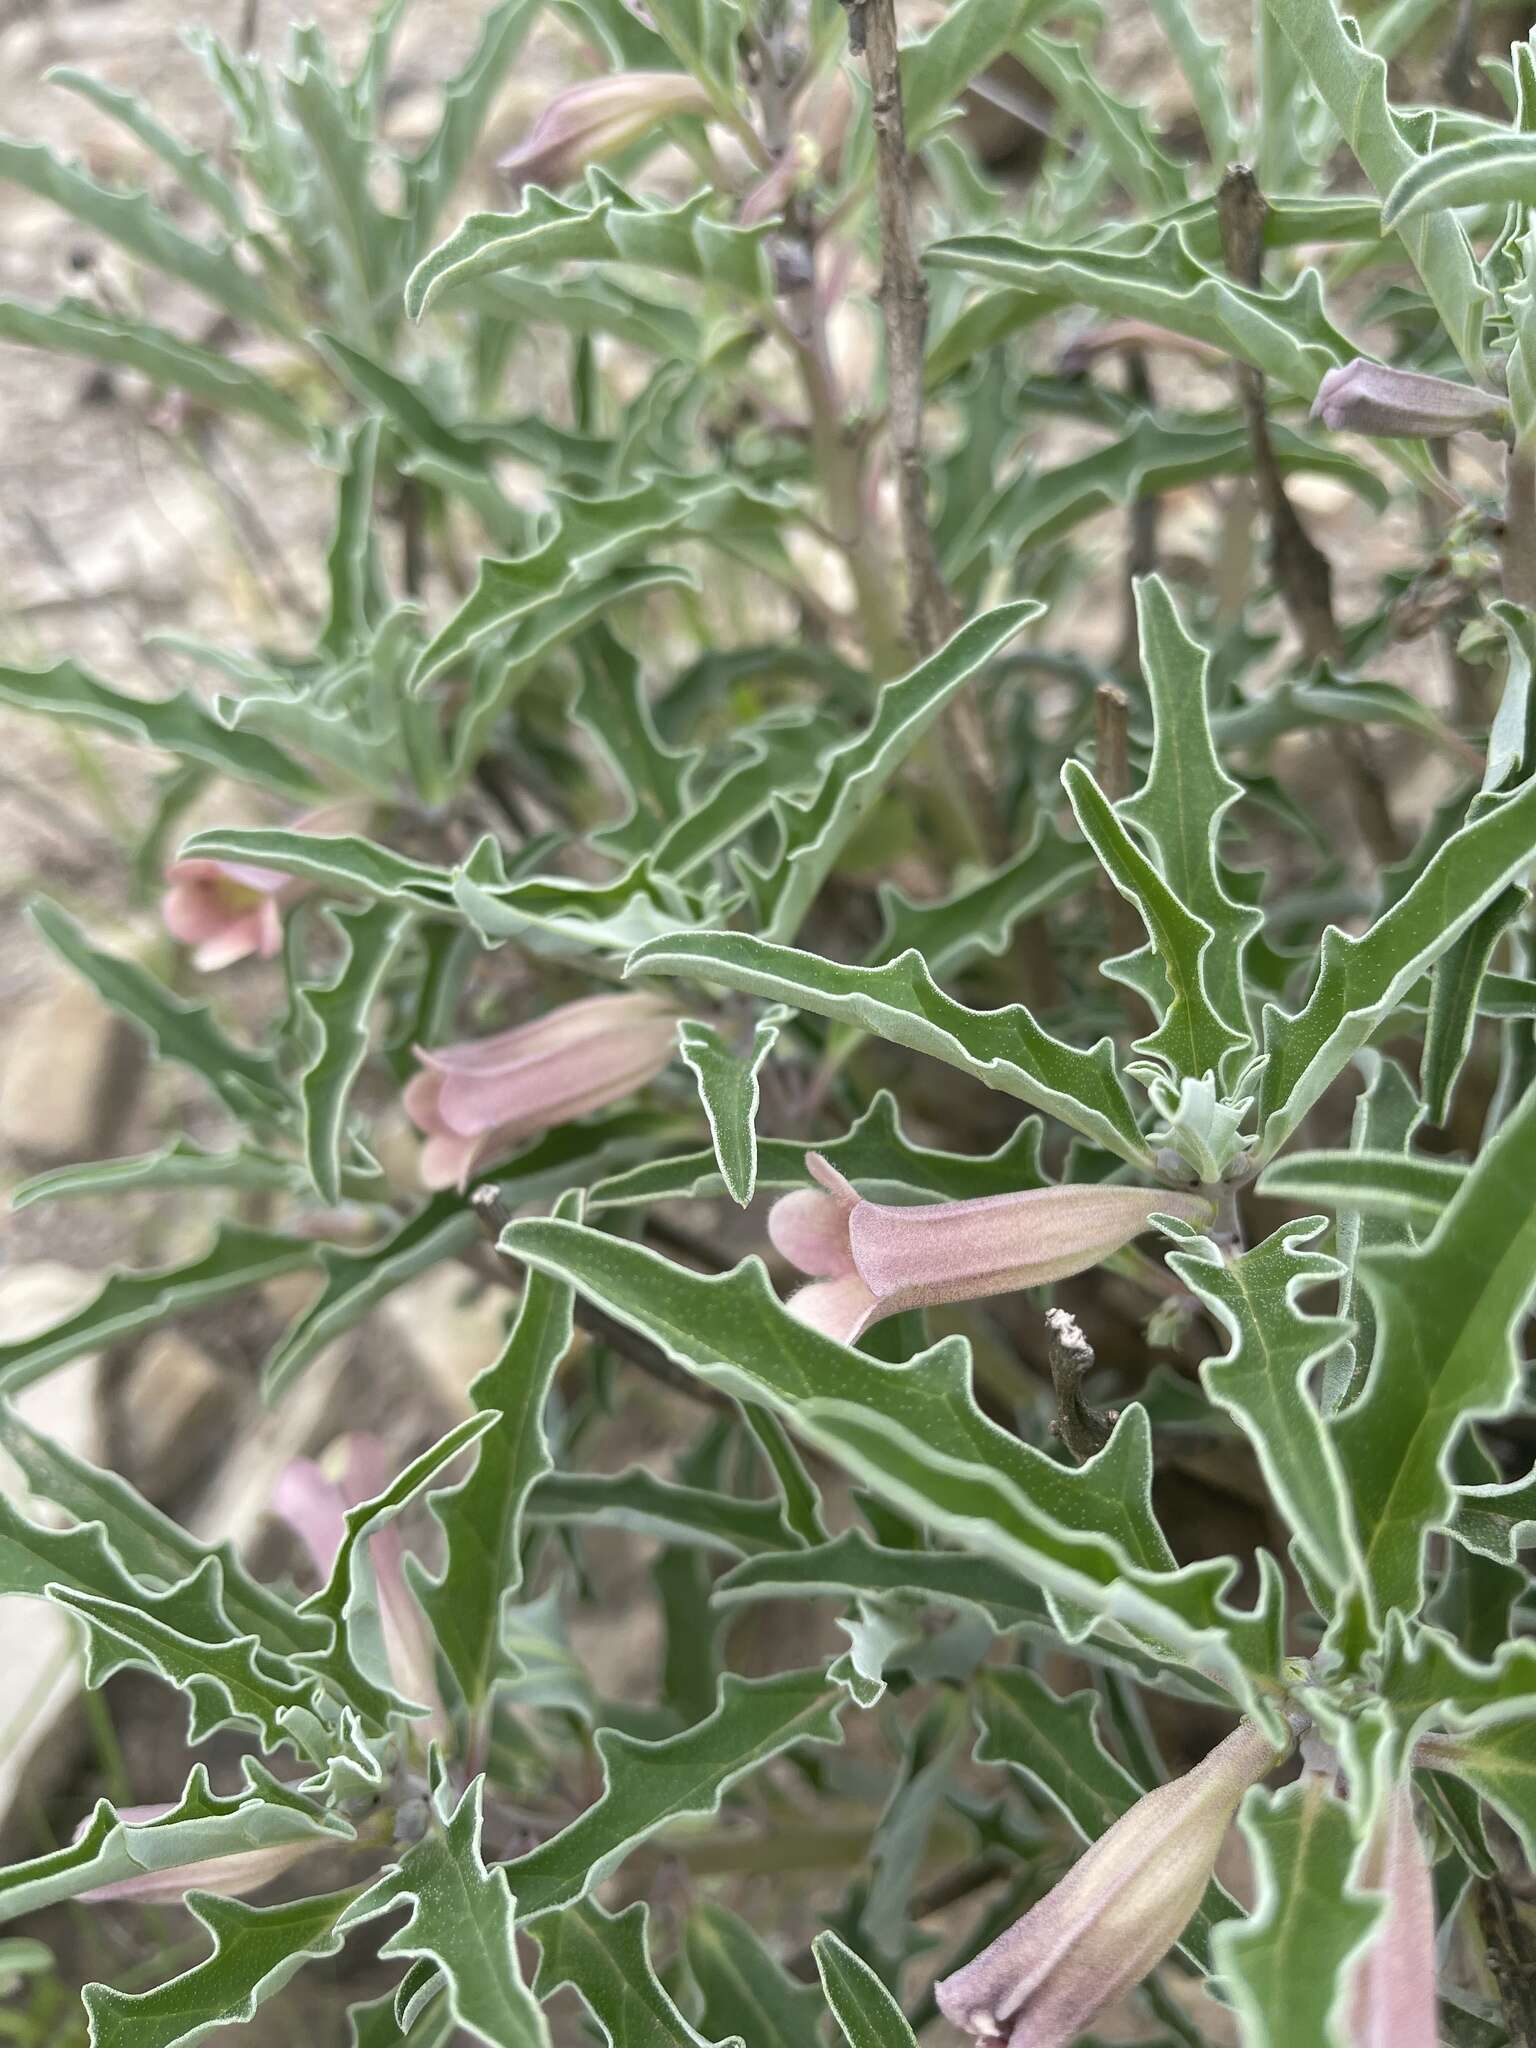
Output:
[{"xmin": 676, "ymin": 1013, "xmax": 783, "ymax": 1206}]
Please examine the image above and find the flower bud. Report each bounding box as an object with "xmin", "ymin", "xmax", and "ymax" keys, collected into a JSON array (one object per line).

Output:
[
  {"xmin": 1311, "ymin": 360, "xmax": 1509, "ymax": 440},
  {"xmin": 767, "ymin": 1154, "xmax": 1211, "ymax": 1345},
  {"xmin": 75, "ymin": 1806, "xmax": 323, "ymax": 1905},
  {"xmin": 404, "ymin": 991, "xmax": 680, "ymax": 1189},
  {"xmin": 935, "ymin": 1720, "xmax": 1281, "ymax": 2048},
  {"xmin": 1348, "ymin": 1783, "xmax": 1437, "ymax": 2048},
  {"xmin": 498, "ymin": 73, "xmax": 715, "ymax": 193}
]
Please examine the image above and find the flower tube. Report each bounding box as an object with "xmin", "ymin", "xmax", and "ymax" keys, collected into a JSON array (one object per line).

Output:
[
  {"xmin": 498, "ymin": 73, "xmax": 714, "ymax": 192},
  {"xmin": 1347, "ymin": 1782, "xmax": 1437, "ymax": 2048},
  {"xmin": 404, "ymin": 990, "xmax": 680, "ymax": 1189},
  {"xmin": 935, "ymin": 1720, "xmax": 1282, "ymax": 2048},
  {"xmin": 767, "ymin": 1153, "xmax": 1210, "ymax": 1345}
]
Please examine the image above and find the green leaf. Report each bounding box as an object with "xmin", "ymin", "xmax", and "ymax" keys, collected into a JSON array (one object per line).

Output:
[
  {"xmin": 1165, "ymin": 1218, "xmax": 1360, "ymax": 1597},
  {"xmin": 527, "ymin": 1468, "xmax": 799, "ymax": 1556},
  {"xmin": 676, "ymin": 1013, "xmax": 783, "ymax": 1206},
  {"xmin": 1422, "ymin": 605, "xmax": 1536, "ymax": 1125},
  {"xmin": 1326, "ymin": 1052, "xmax": 1427, "ymax": 1415},
  {"xmin": 626, "ymin": 933, "xmax": 1150, "ymax": 1165},
  {"xmin": 1122, "ymin": 576, "xmax": 1261, "ymax": 1047},
  {"xmin": 264, "ymin": 1192, "xmax": 481, "ymax": 1398},
  {"xmin": 1063, "ymin": 758, "xmax": 1249, "ymax": 1082},
  {"xmin": 499, "ymin": 1669, "xmax": 846, "ymax": 1920},
  {"xmin": 1332, "ymin": 1061, "xmax": 1536, "ymax": 1615},
  {"xmin": 1383, "ymin": 131, "xmax": 1536, "ymax": 227},
  {"xmin": 871, "ymin": 819, "xmax": 1094, "ymax": 977},
  {"xmin": 0, "ymin": 1763, "xmax": 344, "ymax": 1923},
  {"xmin": 10, "ymin": 1138, "xmax": 300, "ymax": 1212},
  {"xmin": 590, "ymin": 1088, "xmax": 1045, "ymax": 1210},
  {"xmin": 533, "ymin": 1898, "xmax": 740, "ymax": 2048},
  {"xmin": 407, "ymin": 478, "xmax": 732, "ymax": 695},
  {"xmin": 1215, "ymin": 1777, "xmax": 1379, "ymax": 2048},
  {"xmin": 404, "ymin": 0, "xmax": 538, "ymax": 250},
  {"xmin": 643, "ymin": 0, "xmax": 742, "ymax": 108},
  {"xmin": 972, "ymin": 1665, "xmax": 1239, "ymax": 1969},
  {"xmin": 319, "ymin": 413, "xmax": 388, "ymax": 655},
  {"xmin": 52, "ymin": 1562, "xmax": 325, "ymax": 1759},
  {"xmin": 757, "ymin": 604, "xmax": 1040, "ymax": 943},
  {"xmin": 282, "ymin": 50, "xmax": 406, "ymax": 327},
  {"xmin": 296, "ymin": 1414, "xmax": 496, "ymax": 1727},
  {"xmin": 813, "ymin": 1931, "xmax": 918, "ymax": 2048},
  {"xmin": 926, "ymin": 227, "xmax": 1352, "ymax": 399},
  {"xmin": 1263, "ymin": 0, "xmax": 1487, "ymax": 373},
  {"xmin": 0, "ymin": 657, "xmax": 320, "ymax": 798},
  {"xmin": 1254, "ymin": 766, "xmax": 1536, "ymax": 1159},
  {"xmin": 405, "ymin": 180, "xmax": 769, "ymax": 320},
  {"xmin": 295, "ymin": 901, "xmax": 414, "ymax": 1204},
  {"xmin": 82, "ymin": 1888, "xmax": 352, "ymax": 2048},
  {"xmin": 500, "ymin": 1218, "xmax": 1288, "ymax": 1715},
  {"xmin": 0, "ymin": 1400, "xmax": 324, "ymax": 1663},
  {"xmin": 902, "ymin": 0, "xmax": 1041, "ymax": 142},
  {"xmin": 573, "ymin": 626, "xmax": 696, "ymax": 861},
  {"xmin": 0, "ymin": 297, "xmax": 311, "ymax": 438},
  {"xmin": 28, "ymin": 896, "xmax": 289, "ymax": 1121},
  {"xmin": 413, "ymin": 1190, "xmax": 578, "ymax": 1710},
  {"xmin": 1256, "ymin": 1149, "xmax": 1463, "ymax": 1226},
  {"xmin": 685, "ymin": 1905, "xmax": 823, "ymax": 2048},
  {"xmin": 1141, "ymin": 0, "xmax": 1238, "ymax": 166},
  {"xmin": 1016, "ymin": 30, "xmax": 1187, "ymax": 211},
  {"xmin": 0, "ymin": 1224, "xmax": 317, "ymax": 1398},
  {"xmin": 0, "ymin": 135, "xmax": 279, "ymax": 330},
  {"xmin": 341, "ymin": 1781, "xmax": 549, "ymax": 2048},
  {"xmin": 1450, "ymin": 1466, "xmax": 1536, "ymax": 1566},
  {"xmin": 46, "ymin": 66, "xmax": 247, "ymax": 233}
]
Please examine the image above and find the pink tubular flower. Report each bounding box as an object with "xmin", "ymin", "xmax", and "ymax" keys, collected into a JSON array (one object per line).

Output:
[
  {"xmin": 936, "ymin": 1720, "xmax": 1282, "ymax": 2048},
  {"xmin": 1348, "ymin": 1783, "xmax": 1437, "ymax": 2048},
  {"xmin": 161, "ymin": 858, "xmax": 292, "ymax": 971},
  {"xmin": 403, "ymin": 991, "xmax": 680, "ymax": 1190},
  {"xmin": 1310, "ymin": 359, "xmax": 1509, "ymax": 439},
  {"xmin": 767, "ymin": 1154, "xmax": 1211, "ymax": 1345},
  {"xmin": 498, "ymin": 73, "xmax": 715, "ymax": 192}
]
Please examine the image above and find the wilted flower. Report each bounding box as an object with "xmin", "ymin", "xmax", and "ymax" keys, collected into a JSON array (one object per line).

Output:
[
  {"xmin": 77, "ymin": 1807, "xmax": 322, "ymax": 1905},
  {"xmin": 161, "ymin": 856, "xmax": 293, "ymax": 971},
  {"xmin": 1348, "ymin": 1782, "xmax": 1437, "ymax": 2048},
  {"xmin": 404, "ymin": 991, "xmax": 680, "ymax": 1190},
  {"xmin": 499, "ymin": 73, "xmax": 714, "ymax": 192},
  {"xmin": 1311, "ymin": 360, "xmax": 1509, "ymax": 440},
  {"xmin": 273, "ymin": 1433, "xmax": 447, "ymax": 1747},
  {"xmin": 767, "ymin": 1154, "xmax": 1211, "ymax": 1345},
  {"xmin": 935, "ymin": 1719, "xmax": 1282, "ymax": 2048}
]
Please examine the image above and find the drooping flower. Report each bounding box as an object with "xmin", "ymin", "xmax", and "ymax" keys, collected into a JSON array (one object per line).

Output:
[
  {"xmin": 767, "ymin": 1154, "xmax": 1211, "ymax": 1345},
  {"xmin": 403, "ymin": 991, "xmax": 680, "ymax": 1190},
  {"xmin": 935, "ymin": 1719, "xmax": 1282, "ymax": 2048},
  {"xmin": 498, "ymin": 73, "xmax": 715, "ymax": 193},
  {"xmin": 1347, "ymin": 1782, "xmax": 1438, "ymax": 2048},
  {"xmin": 1311, "ymin": 360, "xmax": 1509, "ymax": 440},
  {"xmin": 161, "ymin": 856, "xmax": 293, "ymax": 971}
]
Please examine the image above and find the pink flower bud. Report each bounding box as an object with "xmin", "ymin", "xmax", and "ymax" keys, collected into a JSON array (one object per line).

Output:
[
  {"xmin": 161, "ymin": 857, "xmax": 291, "ymax": 972},
  {"xmin": 403, "ymin": 991, "xmax": 680, "ymax": 1190},
  {"xmin": 498, "ymin": 73, "xmax": 715, "ymax": 193},
  {"xmin": 741, "ymin": 69, "xmax": 854, "ymax": 226},
  {"xmin": 1311, "ymin": 360, "xmax": 1509, "ymax": 440},
  {"xmin": 76, "ymin": 1809, "xmax": 324, "ymax": 1905},
  {"xmin": 767, "ymin": 1155, "xmax": 1211, "ymax": 1345},
  {"xmin": 936, "ymin": 1720, "xmax": 1282, "ymax": 2048},
  {"xmin": 1347, "ymin": 1783, "xmax": 1437, "ymax": 2048}
]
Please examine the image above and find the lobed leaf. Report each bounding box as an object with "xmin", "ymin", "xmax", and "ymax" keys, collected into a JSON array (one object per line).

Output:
[
  {"xmin": 533, "ymin": 1899, "xmax": 741, "ymax": 2048},
  {"xmin": 294, "ymin": 901, "xmax": 414, "ymax": 1205},
  {"xmin": 676, "ymin": 1013, "xmax": 783, "ymax": 1206}
]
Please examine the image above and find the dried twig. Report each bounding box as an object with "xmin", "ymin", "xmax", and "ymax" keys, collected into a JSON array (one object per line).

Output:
[
  {"xmin": 859, "ymin": 0, "xmax": 953, "ymax": 656},
  {"xmin": 1045, "ymin": 1307, "xmax": 1117, "ymax": 1462}
]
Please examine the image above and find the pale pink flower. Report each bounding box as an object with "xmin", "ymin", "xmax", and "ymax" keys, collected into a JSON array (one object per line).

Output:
[
  {"xmin": 403, "ymin": 991, "xmax": 680, "ymax": 1190},
  {"xmin": 498, "ymin": 73, "xmax": 714, "ymax": 192},
  {"xmin": 1348, "ymin": 1783, "xmax": 1438, "ymax": 2048},
  {"xmin": 272, "ymin": 1433, "xmax": 447, "ymax": 1747},
  {"xmin": 77, "ymin": 1808, "xmax": 322, "ymax": 1904},
  {"xmin": 936, "ymin": 1720, "xmax": 1282, "ymax": 2048},
  {"xmin": 1311, "ymin": 359, "xmax": 1508, "ymax": 439},
  {"xmin": 161, "ymin": 857, "xmax": 292, "ymax": 971},
  {"xmin": 768, "ymin": 1154, "xmax": 1211, "ymax": 1345}
]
